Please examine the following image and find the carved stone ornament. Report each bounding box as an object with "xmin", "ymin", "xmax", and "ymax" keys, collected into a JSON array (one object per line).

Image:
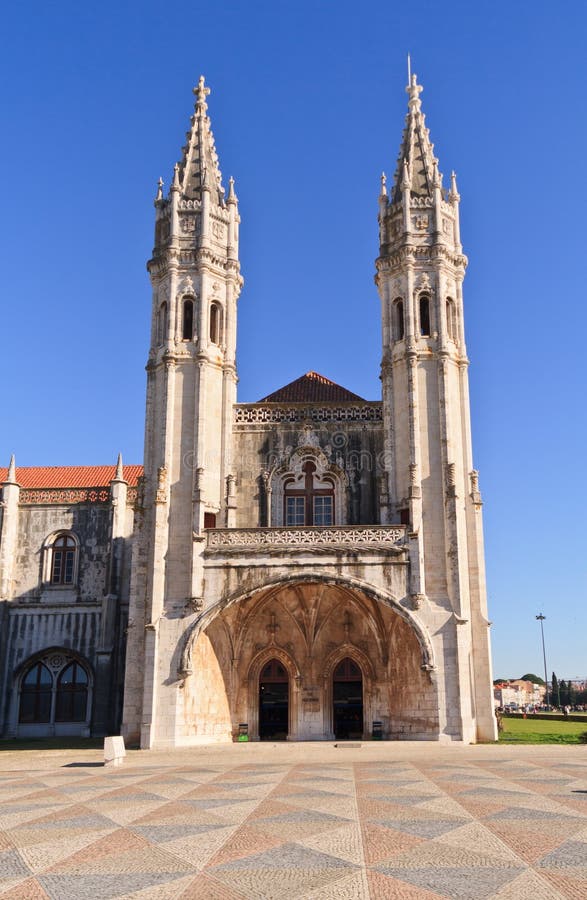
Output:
[
  {"xmin": 410, "ymin": 592, "xmax": 426, "ymax": 610},
  {"xmin": 416, "ymin": 273, "xmax": 432, "ymax": 291},
  {"xmin": 298, "ymin": 425, "xmax": 320, "ymax": 448},
  {"xmin": 414, "ymin": 214, "xmax": 429, "ymax": 230},
  {"xmin": 180, "ymin": 275, "xmax": 195, "ymax": 295},
  {"xmin": 180, "ymin": 216, "xmax": 197, "ymax": 235},
  {"xmin": 211, "ymin": 220, "xmax": 225, "ymax": 241},
  {"xmin": 186, "ymin": 597, "xmax": 203, "ymax": 613},
  {"xmin": 446, "ymin": 462, "xmax": 456, "ymax": 487}
]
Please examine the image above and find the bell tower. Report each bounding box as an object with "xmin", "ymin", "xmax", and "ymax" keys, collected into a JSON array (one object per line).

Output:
[
  {"xmin": 376, "ymin": 73, "xmax": 497, "ymax": 741},
  {"xmin": 123, "ymin": 77, "xmax": 242, "ymax": 748}
]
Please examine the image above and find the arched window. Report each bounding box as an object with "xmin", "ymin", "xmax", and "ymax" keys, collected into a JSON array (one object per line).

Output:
[
  {"xmin": 209, "ymin": 303, "xmax": 222, "ymax": 345},
  {"xmin": 157, "ymin": 301, "xmax": 168, "ymax": 344},
  {"xmin": 419, "ymin": 294, "xmax": 430, "ymax": 337},
  {"xmin": 393, "ymin": 298, "xmax": 405, "ymax": 340},
  {"xmin": 17, "ymin": 652, "xmax": 91, "ymax": 732},
  {"xmin": 19, "ymin": 663, "xmax": 52, "ymax": 723},
  {"xmin": 51, "ymin": 534, "xmax": 77, "ymax": 585},
  {"xmin": 56, "ymin": 662, "xmax": 89, "ymax": 723},
  {"xmin": 446, "ymin": 298, "xmax": 456, "ymax": 340},
  {"xmin": 182, "ymin": 298, "xmax": 194, "ymax": 341},
  {"xmin": 284, "ymin": 460, "xmax": 334, "ymax": 526}
]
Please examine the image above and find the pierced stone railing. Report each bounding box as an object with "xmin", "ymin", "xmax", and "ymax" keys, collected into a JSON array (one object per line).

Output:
[
  {"xmin": 234, "ymin": 403, "xmax": 383, "ymax": 424},
  {"xmin": 205, "ymin": 525, "xmax": 406, "ymax": 552}
]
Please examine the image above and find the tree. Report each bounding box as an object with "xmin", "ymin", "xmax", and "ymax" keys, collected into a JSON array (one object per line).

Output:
[
  {"xmin": 551, "ymin": 672, "xmax": 560, "ymax": 707},
  {"xmin": 520, "ymin": 673, "xmax": 545, "ymax": 684}
]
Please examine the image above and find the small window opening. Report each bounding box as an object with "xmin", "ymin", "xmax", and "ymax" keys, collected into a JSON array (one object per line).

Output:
[
  {"xmin": 419, "ymin": 295, "xmax": 430, "ymax": 337},
  {"xmin": 209, "ymin": 303, "xmax": 222, "ymax": 345},
  {"xmin": 182, "ymin": 298, "xmax": 194, "ymax": 341},
  {"xmin": 204, "ymin": 512, "xmax": 217, "ymax": 528},
  {"xmin": 446, "ymin": 298, "xmax": 456, "ymax": 340},
  {"xmin": 394, "ymin": 299, "xmax": 405, "ymax": 340},
  {"xmin": 399, "ymin": 507, "xmax": 410, "ymax": 526},
  {"xmin": 157, "ymin": 301, "xmax": 168, "ymax": 344}
]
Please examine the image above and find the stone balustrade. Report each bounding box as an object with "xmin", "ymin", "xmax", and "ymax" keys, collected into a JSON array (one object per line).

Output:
[{"xmin": 205, "ymin": 524, "xmax": 406, "ymax": 553}]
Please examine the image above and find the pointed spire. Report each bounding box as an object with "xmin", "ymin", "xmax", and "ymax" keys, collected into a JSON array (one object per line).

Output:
[
  {"xmin": 155, "ymin": 177, "xmax": 164, "ymax": 201},
  {"xmin": 449, "ymin": 170, "xmax": 460, "ymax": 202},
  {"xmin": 380, "ymin": 172, "xmax": 387, "ymax": 198},
  {"xmin": 391, "ymin": 72, "xmax": 442, "ymax": 203},
  {"xmin": 111, "ymin": 453, "xmax": 127, "ymax": 484},
  {"xmin": 227, "ymin": 175, "xmax": 238, "ymax": 205},
  {"xmin": 7, "ymin": 454, "xmax": 16, "ymax": 483},
  {"xmin": 176, "ymin": 75, "xmax": 225, "ymax": 205},
  {"xmin": 172, "ymin": 163, "xmax": 180, "ymax": 191}
]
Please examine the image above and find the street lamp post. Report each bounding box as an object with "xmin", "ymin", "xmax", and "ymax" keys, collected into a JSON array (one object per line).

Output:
[{"xmin": 536, "ymin": 614, "xmax": 549, "ymax": 708}]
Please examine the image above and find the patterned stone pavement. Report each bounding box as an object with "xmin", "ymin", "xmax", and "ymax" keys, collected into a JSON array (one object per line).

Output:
[{"xmin": 0, "ymin": 744, "xmax": 586, "ymax": 899}]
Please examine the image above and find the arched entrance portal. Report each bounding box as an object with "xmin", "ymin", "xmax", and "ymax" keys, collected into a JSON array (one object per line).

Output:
[
  {"xmin": 259, "ymin": 659, "xmax": 289, "ymax": 740},
  {"xmin": 333, "ymin": 657, "xmax": 363, "ymax": 739}
]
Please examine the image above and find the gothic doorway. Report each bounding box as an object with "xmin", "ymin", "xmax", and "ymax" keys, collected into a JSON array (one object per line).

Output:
[
  {"xmin": 259, "ymin": 659, "xmax": 289, "ymax": 740},
  {"xmin": 333, "ymin": 657, "xmax": 363, "ymax": 739}
]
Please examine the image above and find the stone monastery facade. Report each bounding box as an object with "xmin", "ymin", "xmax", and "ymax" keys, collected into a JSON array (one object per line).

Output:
[{"xmin": 0, "ymin": 74, "xmax": 498, "ymax": 746}]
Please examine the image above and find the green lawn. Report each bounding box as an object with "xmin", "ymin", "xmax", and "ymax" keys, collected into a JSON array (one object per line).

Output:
[{"xmin": 499, "ymin": 716, "xmax": 587, "ymax": 744}]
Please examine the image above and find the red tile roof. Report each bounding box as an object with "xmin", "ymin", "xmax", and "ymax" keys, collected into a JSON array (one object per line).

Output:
[
  {"xmin": 259, "ymin": 371, "xmax": 365, "ymax": 403},
  {"xmin": 0, "ymin": 465, "xmax": 143, "ymax": 488}
]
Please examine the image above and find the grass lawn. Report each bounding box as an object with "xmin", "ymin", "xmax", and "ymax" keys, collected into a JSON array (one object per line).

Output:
[{"xmin": 499, "ymin": 716, "xmax": 587, "ymax": 744}]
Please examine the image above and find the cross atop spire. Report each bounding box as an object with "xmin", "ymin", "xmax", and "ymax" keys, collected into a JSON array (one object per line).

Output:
[
  {"xmin": 391, "ymin": 72, "xmax": 441, "ymax": 203},
  {"xmin": 176, "ymin": 75, "xmax": 225, "ymax": 205}
]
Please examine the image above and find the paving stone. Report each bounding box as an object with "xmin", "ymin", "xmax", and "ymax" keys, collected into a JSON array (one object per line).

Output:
[{"xmin": 0, "ymin": 745, "xmax": 586, "ymax": 898}]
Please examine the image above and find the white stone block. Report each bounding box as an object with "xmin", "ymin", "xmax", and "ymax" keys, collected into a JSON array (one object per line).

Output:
[{"xmin": 104, "ymin": 735, "xmax": 126, "ymax": 767}]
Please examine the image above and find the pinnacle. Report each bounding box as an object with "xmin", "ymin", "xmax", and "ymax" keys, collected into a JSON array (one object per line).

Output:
[
  {"xmin": 391, "ymin": 72, "xmax": 442, "ymax": 203},
  {"xmin": 175, "ymin": 76, "xmax": 225, "ymax": 205}
]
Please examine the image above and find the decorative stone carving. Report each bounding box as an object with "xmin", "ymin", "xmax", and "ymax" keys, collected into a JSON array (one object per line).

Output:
[
  {"xmin": 414, "ymin": 214, "xmax": 429, "ymax": 230},
  {"xmin": 410, "ymin": 592, "xmax": 426, "ymax": 610},
  {"xmin": 234, "ymin": 404, "xmax": 383, "ymax": 424},
  {"xmin": 206, "ymin": 525, "xmax": 406, "ymax": 551}
]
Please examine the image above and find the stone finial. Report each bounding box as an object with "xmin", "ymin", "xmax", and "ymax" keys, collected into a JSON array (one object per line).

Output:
[
  {"xmin": 227, "ymin": 175, "xmax": 238, "ymax": 204},
  {"xmin": 380, "ymin": 172, "xmax": 387, "ymax": 198},
  {"xmin": 7, "ymin": 454, "xmax": 16, "ymax": 483},
  {"xmin": 155, "ymin": 177, "xmax": 163, "ymax": 201},
  {"xmin": 401, "ymin": 159, "xmax": 410, "ymax": 190},
  {"xmin": 115, "ymin": 453, "xmax": 124, "ymax": 480},
  {"xmin": 449, "ymin": 170, "xmax": 460, "ymax": 202},
  {"xmin": 171, "ymin": 163, "xmax": 180, "ymax": 192},
  {"xmin": 193, "ymin": 74, "xmax": 210, "ymax": 111},
  {"xmin": 407, "ymin": 72, "xmax": 423, "ymax": 109}
]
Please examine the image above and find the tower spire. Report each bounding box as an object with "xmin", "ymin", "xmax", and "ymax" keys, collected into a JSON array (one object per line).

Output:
[
  {"xmin": 176, "ymin": 75, "xmax": 225, "ymax": 205},
  {"xmin": 391, "ymin": 72, "xmax": 441, "ymax": 203}
]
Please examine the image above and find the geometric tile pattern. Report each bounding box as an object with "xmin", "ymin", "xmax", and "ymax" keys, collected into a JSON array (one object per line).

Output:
[{"xmin": 0, "ymin": 747, "xmax": 585, "ymax": 898}]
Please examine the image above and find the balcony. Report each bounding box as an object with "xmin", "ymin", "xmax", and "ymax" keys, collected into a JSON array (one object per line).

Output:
[{"xmin": 205, "ymin": 525, "xmax": 407, "ymax": 555}]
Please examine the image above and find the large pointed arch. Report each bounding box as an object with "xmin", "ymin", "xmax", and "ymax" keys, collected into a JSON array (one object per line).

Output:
[{"xmin": 179, "ymin": 572, "xmax": 435, "ymax": 679}]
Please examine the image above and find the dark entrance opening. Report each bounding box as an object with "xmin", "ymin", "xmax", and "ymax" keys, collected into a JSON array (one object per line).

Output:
[
  {"xmin": 259, "ymin": 659, "xmax": 289, "ymax": 740},
  {"xmin": 333, "ymin": 657, "xmax": 363, "ymax": 739}
]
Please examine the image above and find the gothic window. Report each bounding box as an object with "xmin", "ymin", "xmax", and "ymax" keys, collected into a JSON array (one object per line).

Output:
[
  {"xmin": 157, "ymin": 301, "xmax": 168, "ymax": 344},
  {"xmin": 284, "ymin": 461, "xmax": 334, "ymax": 526},
  {"xmin": 393, "ymin": 298, "xmax": 405, "ymax": 340},
  {"xmin": 419, "ymin": 294, "xmax": 430, "ymax": 337},
  {"xmin": 446, "ymin": 298, "xmax": 456, "ymax": 340},
  {"xmin": 209, "ymin": 302, "xmax": 222, "ymax": 345},
  {"xmin": 55, "ymin": 663, "xmax": 89, "ymax": 723},
  {"xmin": 17, "ymin": 653, "xmax": 91, "ymax": 728},
  {"xmin": 50, "ymin": 534, "xmax": 77, "ymax": 585},
  {"xmin": 18, "ymin": 663, "xmax": 52, "ymax": 723},
  {"xmin": 182, "ymin": 298, "xmax": 194, "ymax": 341}
]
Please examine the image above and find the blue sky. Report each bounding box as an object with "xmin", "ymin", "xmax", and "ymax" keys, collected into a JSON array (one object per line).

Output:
[{"xmin": 1, "ymin": 1, "xmax": 585, "ymax": 680}]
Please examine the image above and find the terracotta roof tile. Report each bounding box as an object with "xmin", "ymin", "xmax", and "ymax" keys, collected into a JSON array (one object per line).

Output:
[
  {"xmin": 0, "ymin": 465, "xmax": 143, "ymax": 489},
  {"xmin": 259, "ymin": 371, "xmax": 365, "ymax": 403}
]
